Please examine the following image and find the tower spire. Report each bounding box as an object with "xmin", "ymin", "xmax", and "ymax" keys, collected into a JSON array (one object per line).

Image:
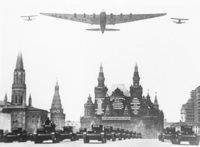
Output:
[
  {"xmin": 29, "ymin": 94, "xmax": 32, "ymax": 107},
  {"xmin": 98, "ymin": 63, "xmax": 105, "ymax": 87},
  {"xmin": 4, "ymin": 93, "xmax": 7, "ymax": 107},
  {"xmin": 12, "ymin": 52, "xmax": 26, "ymax": 106},
  {"xmin": 154, "ymin": 92, "xmax": 159, "ymax": 109},
  {"xmin": 51, "ymin": 81, "xmax": 62, "ymax": 109},
  {"xmin": 133, "ymin": 63, "xmax": 140, "ymax": 86},
  {"xmin": 16, "ymin": 52, "xmax": 24, "ymax": 70},
  {"xmin": 154, "ymin": 92, "xmax": 158, "ymax": 104}
]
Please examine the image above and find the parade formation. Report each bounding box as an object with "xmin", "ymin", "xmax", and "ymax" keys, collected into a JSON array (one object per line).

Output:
[{"xmin": 0, "ymin": 117, "xmax": 143, "ymax": 144}]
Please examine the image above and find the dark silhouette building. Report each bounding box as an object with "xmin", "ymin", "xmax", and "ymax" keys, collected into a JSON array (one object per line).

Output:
[
  {"xmin": 1, "ymin": 53, "xmax": 48, "ymax": 133},
  {"xmin": 81, "ymin": 64, "xmax": 164, "ymax": 137}
]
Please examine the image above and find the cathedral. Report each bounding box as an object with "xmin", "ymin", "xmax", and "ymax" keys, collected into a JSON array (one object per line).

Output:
[
  {"xmin": 1, "ymin": 53, "xmax": 48, "ymax": 134},
  {"xmin": 81, "ymin": 64, "xmax": 164, "ymax": 137},
  {"xmin": 50, "ymin": 81, "xmax": 65, "ymax": 130}
]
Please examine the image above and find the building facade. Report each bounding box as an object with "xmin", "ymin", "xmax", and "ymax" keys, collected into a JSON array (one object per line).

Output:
[
  {"xmin": 181, "ymin": 87, "xmax": 200, "ymax": 124},
  {"xmin": 81, "ymin": 64, "xmax": 164, "ymax": 138},
  {"xmin": 50, "ymin": 81, "xmax": 65, "ymax": 130},
  {"xmin": 1, "ymin": 53, "xmax": 48, "ymax": 134},
  {"xmin": 181, "ymin": 87, "xmax": 200, "ymax": 133}
]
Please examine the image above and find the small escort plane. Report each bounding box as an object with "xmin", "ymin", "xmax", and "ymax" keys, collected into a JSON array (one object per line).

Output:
[
  {"xmin": 21, "ymin": 15, "xmax": 38, "ymax": 21},
  {"xmin": 171, "ymin": 18, "xmax": 189, "ymax": 24},
  {"xmin": 40, "ymin": 10, "xmax": 166, "ymax": 34}
]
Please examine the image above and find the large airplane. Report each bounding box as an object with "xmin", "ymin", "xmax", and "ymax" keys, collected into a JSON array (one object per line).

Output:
[
  {"xmin": 171, "ymin": 18, "xmax": 189, "ymax": 24},
  {"xmin": 21, "ymin": 15, "xmax": 38, "ymax": 21},
  {"xmin": 40, "ymin": 11, "xmax": 166, "ymax": 33}
]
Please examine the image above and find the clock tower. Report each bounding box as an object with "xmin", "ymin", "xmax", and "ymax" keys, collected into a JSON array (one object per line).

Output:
[{"xmin": 50, "ymin": 81, "xmax": 65, "ymax": 130}]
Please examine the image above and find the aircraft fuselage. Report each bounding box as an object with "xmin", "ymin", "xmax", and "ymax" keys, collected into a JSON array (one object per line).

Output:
[{"xmin": 100, "ymin": 12, "xmax": 106, "ymax": 33}]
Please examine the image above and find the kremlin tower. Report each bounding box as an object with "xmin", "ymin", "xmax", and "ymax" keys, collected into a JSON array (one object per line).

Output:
[{"xmin": 50, "ymin": 81, "xmax": 65, "ymax": 130}]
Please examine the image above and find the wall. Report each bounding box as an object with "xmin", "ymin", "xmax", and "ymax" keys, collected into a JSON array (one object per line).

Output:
[{"xmin": 0, "ymin": 112, "xmax": 11, "ymax": 133}]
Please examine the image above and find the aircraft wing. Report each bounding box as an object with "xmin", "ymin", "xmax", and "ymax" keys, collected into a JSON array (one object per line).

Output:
[
  {"xmin": 171, "ymin": 18, "xmax": 189, "ymax": 21},
  {"xmin": 106, "ymin": 13, "xmax": 166, "ymax": 25},
  {"xmin": 40, "ymin": 13, "xmax": 100, "ymax": 24},
  {"xmin": 21, "ymin": 15, "xmax": 37, "ymax": 17}
]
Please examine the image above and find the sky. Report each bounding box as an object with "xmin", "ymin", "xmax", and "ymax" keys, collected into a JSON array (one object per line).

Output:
[{"xmin": 0, "ymin": 0, "xmax": 200, "ymax": 122}]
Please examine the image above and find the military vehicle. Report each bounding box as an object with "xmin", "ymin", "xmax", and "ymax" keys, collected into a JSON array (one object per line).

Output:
[
  {"xmin": 126, "ymin": 130, "xmax": 132, "ymax": 139},
  {"xmin": 59, "ymin": 126, "xmax": 77, "ymax": 141},
  {"xmin": 34, "ymin": 122, "xmax": 60, "ymax": 143},
  {"xmin": 4, "ymin": 128, "xmax": 27, "ymax": 143},
  {"xmin": 158, "ymin": 127, "xmax": 175, "ymax": 142},
  {"xmin": 135, "ymin": 132, "xmax": 142, "ymax": 138},
  {"xmin": 121, "ymin": 129, "xmax": 128, "ymax": 140},
  {"xmin": 0, "ymin": 129, "xmax": 4, "ymax": 142},
  {"xmin": 170, "ymin": 125, "xmax": 200, "ymax": 145},
  {"xmin": 104, "ymin": 126, "xmax": 116, "ymax": 141},
  {"xmin": 83, "ymin": 124, "xmax": 106, "ymax": 143},
  {"xmin": 76, "ymin": 128, "xmax": 87, "ymax": 140},
  {"xmin": 113, "ymin": 128, "xmax": 122, "ymax": 140}
]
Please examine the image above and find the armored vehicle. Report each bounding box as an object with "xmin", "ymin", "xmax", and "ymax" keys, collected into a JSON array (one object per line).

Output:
[
  {"xmin": 83, "ymin": 124, "xmax": 106, "ymax": 143},
  {"xmin": 121, "ymin": 129, "xmax": 127, "ymax": 140},
  {"xmin": 59, "ymin": 126, "xmax": 77, "ymax": 141},
  {"xmin": 135, "ymin": 132, "xmax": 142, "ymax": 138},
  {"xmin": 4, "ymin": 128, "xmax": 27, "ymax": 143},
  {"xmin": 76, "ymin": 128, "xmax": 87, "ymax": 140},
  {"xmin": 34, "ymin": 122, "xmax": 60, "ymax": 143},
  {"xmin": 104, "ymin": 126, "xmax": 116, "ymax": 141},
  {"xmin": 113, "ymin": 128, "xmax": 122, "ymax": 140},
  {"xmin": 125, "ymin": 130, "xmax": 131, "ymax": 139},
  {"xmin": 158, "ymin": 127, "xmax": 175, "ymax": 142},
  {"xmin": 170, "ymin": 125, "xmax": 200, "ymax": 145},
  {"xmin": 0, "ymin": 129, "xmax": 4, "ymax": 142}
]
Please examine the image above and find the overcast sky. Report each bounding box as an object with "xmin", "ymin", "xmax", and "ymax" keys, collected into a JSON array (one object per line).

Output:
[{"xmin": 1, "ymin": 0, "xmax": 200, "ymax": 122}]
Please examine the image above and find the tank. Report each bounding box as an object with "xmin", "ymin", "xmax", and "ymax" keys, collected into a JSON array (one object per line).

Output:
[
  {"xmin": 0, "ymin": 129, "xmax": 4, "ymax": 142},
  {"xmin": 34, "ymin": 119, "xmax": 60, "ymax": 144},
  {"xmin": 170, "ymin": 125, "xmax": 200, "ymax": 145},
  {"xmin": 59, "ymin": 126, "xmax": 77, "ymax": 141},
  {"xmin": 83, "ymin": 124, "xmax": 106, "ymax": 143},
  {"xmin": 4, "ymin": 128, "xmax": 27, "ymax": 143},
  {"xmin": 113, "ymin": 128, "xmax": 122, "ymax": 140},
  {"xmin": 158, "ymin": 127, "xmax": 175, "ymax": 142},
  {"xmin": 76, "ymin": 128, "xmax": 87, "ymax": 140},
  {"xmin": 104, "ymin": 126, "xmax": 116, "ymax": 141}
]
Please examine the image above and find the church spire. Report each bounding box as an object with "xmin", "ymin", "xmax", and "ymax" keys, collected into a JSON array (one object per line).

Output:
[
  {"xmin": 133, "ymin": 63, "xmax": 140, "ymax": 86},
  {"xmin": 98, "ymin": 63, "xmax": 105, "ymax": 87}
]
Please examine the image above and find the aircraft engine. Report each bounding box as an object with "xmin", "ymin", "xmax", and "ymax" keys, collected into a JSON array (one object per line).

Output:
[
  {"xmin": 93, "ymin": 13, "xmax": 96, "ymax": 18},
  {"xmin": 74, "ymin": 13, "xmax": 77, "ymax": 18}
]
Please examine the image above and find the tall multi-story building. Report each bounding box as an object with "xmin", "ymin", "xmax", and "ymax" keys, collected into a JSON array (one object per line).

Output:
[
  {"xmin": 50, "ymin": 81, "xmax": 65, "ymax": 130},
  {"xmin": 194, "ymin": 87, "xmax": 200, "ymax": 123},
  {"xmin": 181, "ymin": 90, "xmax": 195, "ymax": 123},
  {"xmin": 181, "ymin": 87, "xmax": 200, "ymax": 133},
  {"xmin": 81, "ymin": 64, "xmax": 164, "ymax": 137},
  {"xmin": 181, "ymin": 88, "xmax": 200, "ymax": 124},
  {"xmin": 1, "ymin": 53, "xmax": 48, "ymax": 133}
]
